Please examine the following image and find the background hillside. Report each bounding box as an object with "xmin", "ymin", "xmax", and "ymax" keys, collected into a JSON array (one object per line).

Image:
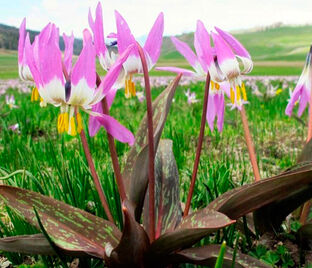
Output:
[{"xmin": 1, "ymin": 23, "xmax": 312, "ymax": 78}]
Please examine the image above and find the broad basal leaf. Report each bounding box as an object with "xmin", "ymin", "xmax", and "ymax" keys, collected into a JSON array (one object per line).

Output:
[
  {"xmin": 143, "ymin": 139, "xmax": 182, "ymax": 237},
  {"xmin": 207, "ymin": 167, "xmax": 312, "ymax": 234},
  {"xmin": 146, "ymin": 209, "xmax": 234, "ymax": 259},
  {"xmin": 0, "ymin": 185, "xmax": 121, "ymax": 258},
  {"xmin": 123, "ymin": 74, "xmax": 182, "ymax": 220},
  {"xmin": 166, "ymin": 245, "xmax": 270, "ymax": 268},
  {"xmin": 0, "ymin": 234, "xmax": 54, "ymax": 255}
]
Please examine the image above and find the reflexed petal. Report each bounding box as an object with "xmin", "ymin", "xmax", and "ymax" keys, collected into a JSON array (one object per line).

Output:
[
  {"xmin": 115, "ymin": 10, "xmax": 137, "ymax": 55},
  {"xmin": 95, "ymin": 113, "xmax": 135, "ymax": 145},
  {"xmin": 71, "ymin": 29, "xmax": 96, "ymax": 89},
  {"xmin": 63, "ymin": 32, "xmax": 74, "ymax": 74},
  {"xmin": 143, "ymin": 12, "xmax": 164, "ymax": 67},
  {"xmin": 214, "ymin": 26, "xmax": 251, "ymax": 59},
  {"xmin": 171, "ymin": 36, "xmax": 199, "ymax": 70},
  {"xmin": 236, "ymin": 55, "xmax": 253, "ymax": 74},
  {"xmin": 94, "ymin": 3, "xmax": 108, "ymax": 59},
  {"xmin": 18, "ymin": 18, "xmax": 26, "ymax": 64},
  {"xmin": 220, "ymin": 81, "xmax": 231, "ymax": 98},
  {"xmin": 156, "ymin": 66, "xmax": 196, "ymax": 77},
  {"xmin": 89, "ymin": 102, "xmax": 103, "ymax": 137},
  {"xmin": 194, "ymin": 20, "xmax": 213, "ymax": 72},
  {"xmin": 38, "ymin": 24, "xmax": 64, "ymax": 86},
  {"xmin": 106, "ymin": 88, "xmax": 118, "ymax": 109}
]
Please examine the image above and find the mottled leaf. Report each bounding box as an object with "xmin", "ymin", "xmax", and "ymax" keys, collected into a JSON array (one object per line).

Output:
[
  {"xmin": 123, "ymin": 74, "xmax": 182, "ymax": 220},
  {"xmin": 166, "ymin": 245, "xmax": 270, "ymax": 267},
  {"xmin": 0, "ymin": 234, "xmax": 54, "ymax": 255},
  {"xmin": 146, "ymin": 209, "xmax": 234, "ymax": 258},
  {"xmin": 143, "ymin": 139, "xmax": 182, "ymax": 237},
  {"xmin": 0, "ymin": 185, "xmax": 121, "ymax": 258},
  {"xmin": 207, "ymin": 167, "xmax": 312, "ymax": 234}
]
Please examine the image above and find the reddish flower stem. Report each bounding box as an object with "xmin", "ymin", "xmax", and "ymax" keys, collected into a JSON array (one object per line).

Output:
[
  {"xmin": 79, "ymin": 129, "xmax": 114, "ymax": 223},
  {"xmin": 299, "ymin": 87, "xmax": 312, "ymax": 225},
  {"xmin": 240, "ymin": 106, "xmax": 261, "ymax": 182},
  {"xmin": 136, "ymin": 42, "xmax": 156, "ymax": 241},
  {"xmin": 184, "ymin": 73, "xmax": 211, "ymax": 218},
  {"xmin": 95, "ymin": 74, "xmax": 127, "ymax": 201}
]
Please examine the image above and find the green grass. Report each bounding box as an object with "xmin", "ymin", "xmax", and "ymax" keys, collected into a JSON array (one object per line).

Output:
[{"xmin": 0, "ymin": 78, "xmax": 307, "ymax": 266}]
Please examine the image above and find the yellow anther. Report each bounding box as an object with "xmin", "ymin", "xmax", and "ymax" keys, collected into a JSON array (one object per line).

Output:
[
  {"xmin": 69, "ymin": 116, "xmax": 77, "ymax": 136},
  {"xmin": 76, "ymin": 112, "xmax": 83, "ymax": 134},
  {"xmin": 236, "ymin": 85, "xmax": 241, "ymax": 101},
  {"xmin": 64, "ymin": 112, "xmax": 69, "ymax": 132},
  {"xmin": 211, "ymin": 80, "xmax": 215, "ymax": 89},
  {"xmin": 215, "ymin": 83, "xmax": 220, "ymax": 90},
  {"xmin": 241, "ymin": 83, "xmax": 247, "ymax": 101},
  {"xmin": 230, "ymin": 88, "xmax": 235, "ymax": 104},
  {"xmin": 57, "ymin": 113, "xmax": 63, "ymax": 134},
  {"xmin": 125, "ymin": 76, "xmax": 136, "ymax": 98},
  {"xmin": 31, "ymin": 87, "xmax": 39, "ymax": 102}
]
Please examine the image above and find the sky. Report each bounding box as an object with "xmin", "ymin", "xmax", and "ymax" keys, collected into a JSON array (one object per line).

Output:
[{"xmin": 1, "ymin": 0, "xmax": 312, "ymax": 39}]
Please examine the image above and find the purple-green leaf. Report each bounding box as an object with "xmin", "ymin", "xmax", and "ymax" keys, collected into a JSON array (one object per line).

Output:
[
  {"xmin": 143, "ymin": 139, "xmax": 182, "ymax": 237},
  {"xmin": 0, "ymin": 185, "xmax": 121, "ymax": 258},
  {"xmin": 0, "ymin": 234, "xmax": 54, "ymax": 255},
  {"xmin": 206, "ymin": 166, "xmax": 312, "ymax": 234},
  {"xmin": 123, "ymin": 74, "xmax": 182, "ymax": 220},
  {"xmin": 146, "ymin": 209, "xmax": 234, "ymax": 259},
  {"xmin": 167, "ymin": 245, "xmax": 270, "ymax": 267}
]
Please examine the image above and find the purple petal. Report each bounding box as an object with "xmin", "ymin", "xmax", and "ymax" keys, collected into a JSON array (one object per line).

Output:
[
  {"xmin": 143, "ymin": 12, "xmax": 164, "ymax": 66},
  {"xmin": 106, "ymin": 88, "xmax": 118, "ymax": 109},
  {"xmin": 155, "ymin": 66, "xmax": 196, "ymax": 76},
  {"xmin": 63, "ymin": 32, "xmax": 74, "ymax": 74},
  {"xmin": 216, "ymin": 94, "xmax": 225, "ymax": 132},
  {"xmin": 88, "ymin": 7, "xmax": 95, "ymax": 33},
  {"xmin": 92, "ymin": 2, "xmax": 108, "ymax": 57},
  {"xmin": 115, "ymin": 10, "xmax": 138, "ymax": 55},
  {"xmin": 211, "ymin": 32, "xmax": 236, "ymax": 65},
  {"xmin": 95, "ymin": 113, "xmax": 135, "ymax": 146},
  {"xmin": 18, "ymin": 18, "xmax": 26, "ymax": 64},
  {"xmin": 206, "ymin": 93, "xmax": 216, "ymax": 131},
  {"xmin": 214, "ymin": 26, "xmax": 251, "ymax": 59},
  {"xmin": 89, "ymin": 102, "xmax": 103, "ymax": 137},
  {"xmin": 171, "ymin": 36, "xmax": 198, "ymax": 69},
  {"xmin": 38, "ymin": 24, "xmax": 64, "ymax": 86},
  {"xmin": 71, "ymin": 29, "xmax": 96, "ymax": 88},
  {"xmin": 194, "ymin": 20, "xmax": 213, "ymax": 72},
  {"xmin": 107, "ymin": 32, "xmax": 117, "ymax": 38},
  {"xmin": 298, "ymin": 85, "xmax": 309, "ymax": 116},
  {"xmin": 220, "ymin": 82, "xmax": 231, "ymax": 98},
  {"xmin": 98, "ymin": 44, "xmax": 134, "ymax": 96}
]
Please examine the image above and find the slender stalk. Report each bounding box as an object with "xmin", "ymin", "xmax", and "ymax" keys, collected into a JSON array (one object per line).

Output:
[
  {"xmin": 136, "ymin": 42, "xmax": 155, "ymax": 241},
  {"xmin": 95, "ymin": 74, "xmax": 127, "ymax": 201},
  {"xmin": 184, "ymin": 73, "xmax": 211, "ymax": 217},
  {"xmin": 299, "ymin": 87, "xmax": 312, "ymax": 224},
  {"xmin": 80, "ymin": 130, "xmax": 114, "ymax": 223},
  {"xmin": 61, "ymin": 64, "xmax": 114, "ymax": 221},
  {"xmin": 240, "ymin": 106, "xmax": 261, "ymax": 182}
]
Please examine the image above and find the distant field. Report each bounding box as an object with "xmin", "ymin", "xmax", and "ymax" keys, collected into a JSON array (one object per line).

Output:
[{"xmin": 0, "ymin": 50, "xmax": 305, "ymax": 79}]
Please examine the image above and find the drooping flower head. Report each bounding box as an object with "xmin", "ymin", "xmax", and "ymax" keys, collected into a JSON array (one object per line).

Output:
[
  {"xmin": 5, "ymin": 94, "xmax": 18, "ymax": 109},
  {"xmin": 25, "ymin": 22, "xmax": 134, "ymax": 145},
  {"xmin": 285, "ymin": 46, "xmax": 312, "ymax": 117},
  {"xmin": 156, "ymin": 21, "xmax": 253, "ymax": 132},
  {"xmin": 185, "ymin": 89, "xmax": 199, "ymax": 105},
  {"xmin": 114, "ymin": 10, "xmax": 164, "ymax": 98}
]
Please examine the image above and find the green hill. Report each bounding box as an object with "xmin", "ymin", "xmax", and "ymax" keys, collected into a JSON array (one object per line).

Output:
[{"xmin": 161, "ymin": 24, "xmax": 312, "ymax": 62}]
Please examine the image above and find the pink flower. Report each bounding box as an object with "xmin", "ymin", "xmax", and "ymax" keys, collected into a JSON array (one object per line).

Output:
[
  {"xmin": 5, "ymin": 95, "xmax": 18, "ymax": 109},
  {"xmin": 185, "ymin": 89, "xmax": 199, "ymax": 105},
  {"xmin": 285, "ymin": 47, "xmax": 312, "ymax": 117},
  {"xmin": 25, "ymin": 23, "xmax": 134, "ymax": 145},
  {"xmin": 8, "ymin": 123, "xmax": 19, "ymax": 133}
]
